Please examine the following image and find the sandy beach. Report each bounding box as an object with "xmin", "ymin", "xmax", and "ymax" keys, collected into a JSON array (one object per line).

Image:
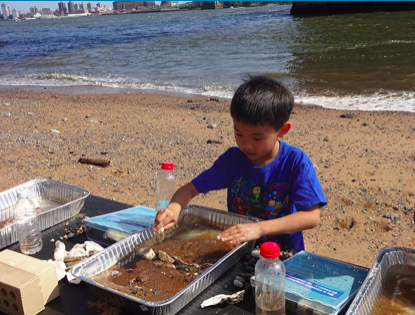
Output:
[{"xmin": 0, "ymin": 89, "xmax": 414, "ymax": 268}]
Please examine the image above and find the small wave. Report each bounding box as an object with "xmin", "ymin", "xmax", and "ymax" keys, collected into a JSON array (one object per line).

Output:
[
  {"xmin": 1, "ymin": 73, "xmax": 414, "ymax": 112},
  {"xmin": 297, "ymin": 91, "xmax": 415, "ymax": 113}
]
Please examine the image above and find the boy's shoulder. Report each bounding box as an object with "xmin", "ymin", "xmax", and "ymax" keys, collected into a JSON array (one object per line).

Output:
[{"xmin": 279, "ymin": 141, "xmax": 313, "ymax": 166}]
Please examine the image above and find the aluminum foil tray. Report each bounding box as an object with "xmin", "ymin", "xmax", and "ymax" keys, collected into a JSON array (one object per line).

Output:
[
  {"xmin": 72, "ymin": 205, "xmax": 258, "ymax": 315},
  {"xmin": 0, "ymin": 179, "xmax": 90, "ymax": 249},
  {"xmin": 345, "ymin": 246, "xmax": 415, "ymax": 315}
]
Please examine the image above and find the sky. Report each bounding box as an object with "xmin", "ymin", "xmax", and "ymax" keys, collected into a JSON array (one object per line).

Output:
[{"xmin": 1, "ymin": 1, "xmax": 164, "ymax": 13}]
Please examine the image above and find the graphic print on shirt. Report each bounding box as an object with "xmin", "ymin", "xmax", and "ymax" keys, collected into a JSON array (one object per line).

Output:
[{"xmin": 230, "ymin": 178, "xmax": 289, "ymax": 219}]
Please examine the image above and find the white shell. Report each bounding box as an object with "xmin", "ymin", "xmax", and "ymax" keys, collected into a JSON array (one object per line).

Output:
[
  {"xmin": 65, "ymin": 243, "xmax": 88, "ymax": 262},
  {"xmin": 66, "ymin": 271, "xmax": 81, "ymax": 284},
  {"xmin": 137, "ymin": 247, "xmax": 156, "ymax": 260},
  {"xmin": 47, "ymin": 259, "xmax": 66, "ymax": 281},
  {"xmin": 54, "ymin": 244, "xmax": 66, "ymax": 262},
  {"xmin": 84, "ymin": 241, "xmax": 104, "ymax": 256},
  {"xmin": 200, "ymin": 290, "xmax": 245, "ymax": 308},
  {"xmin": 156, "ymin": 227, "xmax": 165, "ymax": 243},
  {"xmin": 158, "ymin": 250, "xmax": 175, "ymax": 264},
  {"xmin": 103, "ymin": 228, "xmax": 130, "ymax": 242}
]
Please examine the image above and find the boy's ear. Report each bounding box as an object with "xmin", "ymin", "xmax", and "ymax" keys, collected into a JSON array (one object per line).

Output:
[{"xmin": 279, "ymin": 122, "xmax": 291, "ymax": 138}]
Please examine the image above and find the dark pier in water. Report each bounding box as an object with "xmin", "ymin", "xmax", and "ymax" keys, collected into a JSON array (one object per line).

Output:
[{"xmin": 291, "ymin": 1, "xmax": 415, "ymax": 16}]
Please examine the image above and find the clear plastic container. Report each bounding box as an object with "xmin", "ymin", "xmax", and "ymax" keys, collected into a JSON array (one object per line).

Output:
[
  {"xmin": 155, "ymin": 162, "xmax": 176, "ymax": 212},
  {"xmin": 255, "ymin": 242, "xmax": 285, "ymax": 315},
  {"xmin": 14, "ymin": 189, "xmax": 43, "ymax": 254}
]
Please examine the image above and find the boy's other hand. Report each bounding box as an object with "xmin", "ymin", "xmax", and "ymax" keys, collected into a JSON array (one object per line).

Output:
[
  {"xmin": 154, "ymin": 207, "xmax": 179, "ymax": 232},
  {"xmin": 216, "ymin": 223, "xmax": 262, "ymax": 244}
]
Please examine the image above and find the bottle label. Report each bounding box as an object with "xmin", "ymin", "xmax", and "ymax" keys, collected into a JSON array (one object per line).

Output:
[{"xmin": 155, "ymin": 201, "xmax": 170, "ymax": 212}]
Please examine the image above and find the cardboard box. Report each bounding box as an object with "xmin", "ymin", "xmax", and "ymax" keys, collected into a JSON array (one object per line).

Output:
[
  {"xmin": 0, "ymin": 250, "xmax": 59, "ymax": 304},
  {"xmin": 0, "ymin": 262, "xmax": 44, "ymax": 315}
]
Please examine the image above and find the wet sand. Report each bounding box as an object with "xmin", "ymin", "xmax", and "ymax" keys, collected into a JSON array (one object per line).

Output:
[{"xmin": 0, "ymin": 89, "xmax": 414, "ymax": 268}]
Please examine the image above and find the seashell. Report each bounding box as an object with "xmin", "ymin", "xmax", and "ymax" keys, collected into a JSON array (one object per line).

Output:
[
  {"xmin": 137, "ymin": 247, "xmax": 156, "ymax": 260},
  {"xmin": 156, "ymin": 227, "xmax": 164, "ymax": 243},
  {"xmin": 158, "ymin": 250, "xmax": 175, "ymax": 264},
  {"xmin": 54, "ymin": 241, "xmax": 66, "ymax": 262},
  {"xmin": 65, "ymin": 243, "xmax": 88, "ymax": 262},
  {"xmin": 66, "ymin": 270, "xmax": 81, "ymax": 284},
  {"xmin": 173, "ymin": 256, "xmax": 200, "ymax": 270},
  {"xmin": 103, "ymin": 228, "xmax": 130, "ymax": 242},
  {"xmin": 200, "ymin": 290, "xmax": 245, "ymax": 308},
  {"xmin": 47, "ymin": 259, "xmax": 66, "ymax": 281},
  {"xmin": 84, "ymin": 241, "xmax": 104, "ymax": 256}
]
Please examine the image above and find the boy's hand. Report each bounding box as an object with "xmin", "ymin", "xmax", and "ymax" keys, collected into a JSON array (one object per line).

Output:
[
  {"xmin": 154, "ymin": 207, "xmax": 180, "ymax": 232},
  {"xmin": 216, "ymin": 223, "xmax": 263, "ymax": 244}
]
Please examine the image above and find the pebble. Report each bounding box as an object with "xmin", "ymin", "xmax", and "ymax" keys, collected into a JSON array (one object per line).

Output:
[
  {"xmin": 233, "ymin": 279, "xmax": 243, "ymax": 288},
  {"xmin": 235, "ymin": 276, "xmax": 246, "ymax": 283},
  {"xmin": 251, "ymin": 249, "xmax": 260, "ymax": 259}
]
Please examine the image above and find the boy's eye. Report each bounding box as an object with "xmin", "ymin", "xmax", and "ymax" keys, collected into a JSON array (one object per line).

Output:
[
  {"xmin": 253, "ymin": 138, "xmax": 263, "ymax": 141},
  {"xmin": 235, "ymin": 133, "xmax": 243, "ymax": 137}
]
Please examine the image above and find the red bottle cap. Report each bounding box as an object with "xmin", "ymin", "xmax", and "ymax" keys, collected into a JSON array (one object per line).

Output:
[
  {"xmin": 161, "ymin": 162, "xmax": 174, "ymax": 170},
  {"xmin": 260, "ymin": 242, "xmax": 280, "ymax": 259}
]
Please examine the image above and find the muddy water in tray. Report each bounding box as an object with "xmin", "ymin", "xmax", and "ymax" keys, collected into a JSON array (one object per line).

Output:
[
  {"xmin": 92, "ymin": 222, "xmax": 237, "ymax": 302},
  {"xmin": 370, "ymin": 265, "xmax": 415, "ymax": 315}
]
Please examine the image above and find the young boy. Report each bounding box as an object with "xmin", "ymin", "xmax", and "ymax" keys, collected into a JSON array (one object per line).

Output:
[{"xmin": 154, "ymin": 76, "xmax": 326, "ymax": 251}]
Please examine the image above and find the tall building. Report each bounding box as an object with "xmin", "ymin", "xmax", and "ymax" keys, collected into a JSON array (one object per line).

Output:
[
  {"xmin": 12, "ymin": 8, "xmax": 19, "ymax": 19},
  {"xmin": 96, "ymin": 2, "xmax": 102, "ymax": 8},
  {"xmin": 87, "ymin": 2, "xmax": 92, "ymax": 10},
  {"xmin": 41, "ymin": 7, "xmax": 51, "ymax": 15},
  {"xmin": 1, "ymin": 2, "xmax": 10, "ymax": 18},
  {"xmin": 58, "ymin": 1, "xmax": 67, "ymax": 13},
  {"xmin": 74, "ymin": 3, "xmax": 80, "ymax": 11},
  {"xmin": 113, "ymin": 1, "xmax": 146, "ymax": 11},
  {"xmin": 68, "ymin": 1, "xmax": 75, "ymax": 13}
]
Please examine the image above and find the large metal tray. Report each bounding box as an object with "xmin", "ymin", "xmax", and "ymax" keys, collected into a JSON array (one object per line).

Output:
[
  {"xmin": 0, "ymin": 179, "xmax": 90, "ymax": 249},
  {"xmin": 345, "ymin": 246, "xmax": 415, "ymax": 315},
  {"xmin": 72, "ymin": 205, "xmax": 259, "ymax": 315}
]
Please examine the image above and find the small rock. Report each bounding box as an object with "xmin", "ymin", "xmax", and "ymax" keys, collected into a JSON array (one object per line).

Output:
[
  {"xmin": 50, "ymin": 129, "xmax": 60, "ymax": 135},
  {"xmin": 251, "ymin": 249, "xmax": 260, "ymax": 259},
  {"xmin": 207, "ymin": 123, "xmax": 217, "ymax": 129},
  {"xmin": 340, "ymin": 114, "xmax": 354, "ymax": 119},
  {"xmin": 206, "ymin": 139, "xmax": 223, "ymax": 145},
  {"xmin": 62, "ymin": 117, "xmax": 67, "ymax": 122},
  {"xmin": 233, "ymin": 279, "xmax": 243, "ymax": 288},
  {"xmin": 235, "ymin": 276, "xmax": 246, "ymax": 283},
  {"xmin": 209, "ymin": 97, "xmax": 220, "ymax": 103},
  {"xmin": 50, "ymin": 238, "xmax": 55, "ymax": 242}
]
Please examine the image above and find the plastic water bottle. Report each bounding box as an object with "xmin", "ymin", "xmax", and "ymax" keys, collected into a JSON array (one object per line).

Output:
[
  {"xmin": 14, "ymin": 189, "xmax": 43, "ymax": 254},
  {"xmin": 255, "ymin": 242, "xmax": 285, "ymax": 315},
  {"xmin": 155, "ymin": 162, "xmax": 176, "ymax": 212}
]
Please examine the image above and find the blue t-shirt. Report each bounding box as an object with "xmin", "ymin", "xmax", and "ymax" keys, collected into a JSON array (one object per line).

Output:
[{"xmin": 192, "ymin": 141, "xmax": 327, "ymax": 251}]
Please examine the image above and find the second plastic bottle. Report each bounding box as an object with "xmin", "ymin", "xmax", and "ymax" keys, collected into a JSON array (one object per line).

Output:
[
  {"xmin": 255, "ymin": 242, "xmax": 286, "ymax": 315},
  {"xmin": 14, "ymin": 188, "xmax": 43, "ymax": 255},
  {"xmin": 155, "ymin": 162, "xmax": 176, "ymax": 212}
]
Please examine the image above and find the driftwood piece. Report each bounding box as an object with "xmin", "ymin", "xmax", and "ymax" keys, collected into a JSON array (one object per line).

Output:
[{"xmin": 78, "ymin": 158, "xmax": 111, "ymax": 167}]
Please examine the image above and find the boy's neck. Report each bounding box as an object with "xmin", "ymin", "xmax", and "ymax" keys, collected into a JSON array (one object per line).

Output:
[{"xmin": 251, "ymin": 140, "xmax": 281, "ymax": 167}]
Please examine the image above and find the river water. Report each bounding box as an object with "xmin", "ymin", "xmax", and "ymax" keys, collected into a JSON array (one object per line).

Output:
[{"xmin": 1, "ymin": 5, "xmax": 414, "ymax": 112}]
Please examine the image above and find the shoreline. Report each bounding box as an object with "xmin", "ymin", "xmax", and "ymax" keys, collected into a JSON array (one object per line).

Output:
[
  {"xmin": 0, "ymin": 89, "xmax": 414, "ymax": 267},
  {"xmin": 1, "ymin": 84, "xmax": 415, "ymax": 114}
]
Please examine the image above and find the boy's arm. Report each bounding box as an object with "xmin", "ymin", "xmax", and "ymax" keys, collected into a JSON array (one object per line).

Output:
[
  {"xmin": 154, "ymin": 182, "xmax": 199, "ymax": 232},
  {"xmin": 217, "ymin": 205, "xmax": 320, "ymax": 244}
]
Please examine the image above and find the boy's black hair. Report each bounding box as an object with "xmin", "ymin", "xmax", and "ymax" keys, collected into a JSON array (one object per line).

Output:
[{"xmin": 230, "ymin": 76, "xmax": 294, "ymax": 131}]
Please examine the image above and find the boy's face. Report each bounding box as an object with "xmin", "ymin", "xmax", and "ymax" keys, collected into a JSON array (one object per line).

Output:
[{"xmin": 233, "ymin": 118, "xmax": 290, "ymax": 167}]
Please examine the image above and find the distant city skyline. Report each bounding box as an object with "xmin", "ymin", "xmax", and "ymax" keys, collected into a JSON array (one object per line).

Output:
[{"xmin": 1, "ymin": 1, "xmax": 167, "ymax": 14}]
